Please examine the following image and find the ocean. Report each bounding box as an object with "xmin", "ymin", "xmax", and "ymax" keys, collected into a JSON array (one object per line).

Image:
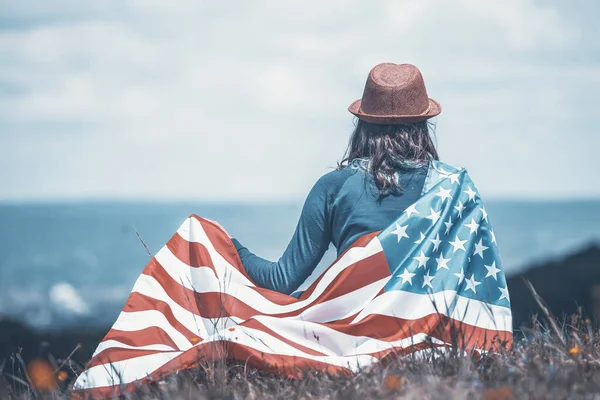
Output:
[{"xmin": 0, "ymin": 201, "xmax": 599, "ymax": 329}]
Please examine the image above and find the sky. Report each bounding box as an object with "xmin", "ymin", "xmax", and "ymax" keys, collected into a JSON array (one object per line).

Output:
[{"xmin": 1, "ymin": 0, "xmax": 599, "ymax": 202}]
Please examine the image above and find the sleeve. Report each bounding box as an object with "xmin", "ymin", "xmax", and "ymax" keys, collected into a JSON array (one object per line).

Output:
[{"xmin": 230, "ymin": 175, "xmax": 333, "ymax": 295}]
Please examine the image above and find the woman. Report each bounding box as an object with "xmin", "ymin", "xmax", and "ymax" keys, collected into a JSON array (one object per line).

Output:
[
  {"xmin": 74, "ymin": 63, "xmax": 512, "ymax": 396},
  {"xmin": 231, "ymin": 63, "xmax": 443, "ymax": 295}
]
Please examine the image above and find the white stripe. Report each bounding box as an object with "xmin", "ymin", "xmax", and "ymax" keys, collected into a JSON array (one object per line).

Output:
[
  {"xmin": 92, "ymin": 340, "xmax": 175, "ymax": 357},
  {"xmin": 73, "ymin": 351, "xmax": 182, "ymax": 390},
  {"xmin": 353, "ymin": 334, "xmax": 447, "ymax": 355},
  {"xmin": 294, "ymin": 277, "xmax": 389, "ymax": 323},
  {"xmin": 155, "ymin": 229, "xmax": 384, "ymax": 315},
  {"xmin": 177, "ymin": 217, "xmax": 255, "ymax": 286},
  {"xmin": 111, "ymin": 310, "xmax": 193, "ymax": 351},
  {"xmin": 252, "ymin": 315, "xmax": 446, "ymax": 357},
  {"xmin": 351, "ymin": 290, "xmax": 512, "ymax": 332},
  {"xmin": 132, "ymin": 274, "xmax": 242, "ymax": 338},
  {"xmin": 212, "ymin": 325, "xmax": 378, "ymax": 369}
]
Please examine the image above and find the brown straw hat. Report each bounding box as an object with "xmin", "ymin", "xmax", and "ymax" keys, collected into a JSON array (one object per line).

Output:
[{"xmin": 348, "ymin": 63, "xmax": 441, "ymax": 124}]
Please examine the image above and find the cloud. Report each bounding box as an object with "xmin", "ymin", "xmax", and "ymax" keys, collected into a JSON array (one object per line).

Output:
[
  {"xmin": 49, "ymin": 282, "xmax": 90, "ymax": 316},
  {"xmin": 0, "ymin": 0, "xmax": 598, "ymax": 200}
]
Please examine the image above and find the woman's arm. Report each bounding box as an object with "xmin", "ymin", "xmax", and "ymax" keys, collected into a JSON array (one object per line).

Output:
[{"xmin": 230, "ymin": 176, "xmax": 332, "ymax": 295}]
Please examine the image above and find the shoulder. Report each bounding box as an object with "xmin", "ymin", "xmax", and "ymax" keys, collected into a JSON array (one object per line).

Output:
[
  {"xmin": 308, "ymin": 167, "xmax": 359, "ymax": 199},
  {"xmin": 431, "ymin": 160, "xmax": 465, "ymax": 175},
  {"xmin": 422, "ymin": 159, "xmax": 485, "ymax": 195},
  {"xmin": 317, "ymin": 167, "xmax": 357, "ymax": 186}
]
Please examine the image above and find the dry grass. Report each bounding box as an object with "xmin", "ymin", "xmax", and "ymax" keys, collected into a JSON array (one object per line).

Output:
[{"xmin": 2, "ymin": 313, "xmax": 600, "ymax": 400}]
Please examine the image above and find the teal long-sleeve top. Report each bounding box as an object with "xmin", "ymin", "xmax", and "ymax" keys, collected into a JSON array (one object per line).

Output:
[{"xmin": 231, "ymin": 162, "xmax": 428, "ymax": 295}]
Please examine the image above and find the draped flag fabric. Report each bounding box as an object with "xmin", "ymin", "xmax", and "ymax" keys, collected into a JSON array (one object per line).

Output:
[{"xmin": 73, "ymin": 161, "xmax": 512, "ymax": 397}]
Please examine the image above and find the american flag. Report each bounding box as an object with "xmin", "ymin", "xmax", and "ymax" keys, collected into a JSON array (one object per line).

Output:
[{"xmin": 73, "ymin": 161, "xmax": 512, "ymax": 397}]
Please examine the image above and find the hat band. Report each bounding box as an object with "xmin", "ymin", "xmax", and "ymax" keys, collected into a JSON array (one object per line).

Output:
[{"xmin": 358, "ymin": 101, "xmax": 432, "ymax": 118}]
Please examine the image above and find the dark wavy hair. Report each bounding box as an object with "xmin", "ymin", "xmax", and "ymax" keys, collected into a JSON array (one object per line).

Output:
[{"xmin": 338, "ymin": 119, "xmax": 439, "ymax": 197}]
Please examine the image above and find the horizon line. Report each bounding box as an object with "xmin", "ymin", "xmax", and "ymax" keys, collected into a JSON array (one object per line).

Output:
[{"xmin": 1, "ymin": 196, "xmax": 600, "ymax": 206}]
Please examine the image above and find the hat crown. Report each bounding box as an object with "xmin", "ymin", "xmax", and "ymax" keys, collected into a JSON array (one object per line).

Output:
[{"xmin": 359, "ymin": 63, "xmax": 431, "ymax": 118}]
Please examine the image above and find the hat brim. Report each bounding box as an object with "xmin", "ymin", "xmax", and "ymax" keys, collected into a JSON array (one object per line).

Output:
[{"xmin": 348, "ymin": 98, "xmax": 441, "ymax": 124}]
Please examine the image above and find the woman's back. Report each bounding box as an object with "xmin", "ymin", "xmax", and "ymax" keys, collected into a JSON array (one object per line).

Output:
[{"xmin": 317, "ymin": 162, "xmax": 428, "ymax": 256}]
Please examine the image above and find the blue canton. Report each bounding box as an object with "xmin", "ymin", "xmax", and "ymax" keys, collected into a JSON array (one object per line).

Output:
[{"xmin": 379, "ymin": 161, "xmax": 510, "ymax": 309}]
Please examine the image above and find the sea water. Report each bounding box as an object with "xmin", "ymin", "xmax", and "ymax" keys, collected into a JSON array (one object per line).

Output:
[{"xmin": 0, "ymin": 201, "xmax": 598, "ymax": 329}]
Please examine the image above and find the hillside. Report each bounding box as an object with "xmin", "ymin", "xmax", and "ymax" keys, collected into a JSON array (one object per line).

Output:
[{"xmin": 507, "ymin": 243, "xmax": 600, "ymax": 330}]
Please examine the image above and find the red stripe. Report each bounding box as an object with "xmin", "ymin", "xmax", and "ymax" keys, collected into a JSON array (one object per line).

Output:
[
  {"xmin": 144, "ymin": 255, "xmax": 299, "ymax": 320},
  {"xmin": 144, "ymin": 261, "xmax": 261, "ymax": 319},
  {"xmin": 299, "ymin": 232, "xmax": 380, "ymax": 300},
  {"xmin": 142, "ymin": 258, "xmax": 200, "ymax": 312},
  {"xmin": 121, "ymin": 292, "xmax": 198, "ymax": 342},
  {"xmin": 323, "ymin": 313, "xmax": 513, "ymax": 351},
  {"xmin": 86, "ymin": 346, "xmax": 165, "ymax": 369},
  {"xmin": 304, "ymin": 248, "xmax": 389, "ymax": 306},
  {"xmin": 247, "ymin": 286, "xmax": 301, "ymax": 305},
  {"xmin": 366, "ymin": 342, "xmax": 449, "ymax": 360},
  {"xmin": 193, "ymin": 215, "xmax": 252, "ymax": 280},
  {"xmin": 166, "ymin": 232, "xmax": 216, "ymax": 275},
  {"xmin": 165, "ymin": 231, "xmax": 299, "ymax": 305},
  {"xmin": 164, "ymin": 340, "xmax": 348, "ymax": 377},
  {"xmin": 102, "ymin": 326, "xmax": 178, "ymax": 352}
]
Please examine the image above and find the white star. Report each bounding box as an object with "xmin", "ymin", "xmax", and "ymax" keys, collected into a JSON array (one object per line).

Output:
[
  {"xmin": 398, "ymin": 269, "xmax": 416, "ymax": 285},
  {"xmin": 464, "ymin": 186, "xmax": 477, "ymax": 201},
  {"xmin": 405, "ymin": 203, "xmax": 419, "ymax": 217},
  {"xmin": 449, "ymin": 236, "xmax": 467, "ymax": 253},
  {"xmin": 454, "ymin": 267, "xmax": 465, "ymax": 284},
  {"xmin": 484, "ymin": 261, "xmax": 501, "ymax": 280},
  {"xmin": 491, "ymin": 230, "xmax": 497, "ymax": 244},
  {"xmin": 473, "ymin": 239, "xmax": 489, "ymax": 258},
  {"xmin": 413, "ymin": 251, "xmax": 430, "ymax": 268},
  {"xmin": 448, "ymin": 173, "xmax": 460, "ymax": 184},
  {"xmin": 429, "ymin": 233, "xmax": 442, "ymax": 251},
  {"xmin": 422, "ymin": 271, "xmax": 435, "ymax": 289},
  {"xmin": 391, "ymin": 222, "xmax": 409, "ymax": 243},
  {"xmin": 465, "ymin": 275, "xmax": 481, "ymax": 293},
  {"xmin": 499, "ymin": 286, "xmax": 510, "ymax": 301},
  {"xmin": 444, "ymin": 217, "xmax": 453, "ymax": 235},
  {"xmin": 436, "ymin": 187, "xmax": 453, "ymax": 202},
  {"xmin": 415, "ymin": 232, "xmax": 425, "ymax": 244},
  {"xmin": 454, "ymin": 201, "xmax": 465, "ymax": 219},
  {"xmin": 465, "ymin": 218, "xmax": 480, "ymax": 235},
  {"xmin": 438, "ymin": 166, "xmax": 449, "ymax": 175},
  {"xmin": 435, "ymin": 255, "xmax": 450, "ymax": 270},
  {"xmin": 427, "ymin": 207, "xmax": 441, "ymax": 224},
  {"xmin": 480, "ymin": 208, "xmax": 488, "ymax": 222}
]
